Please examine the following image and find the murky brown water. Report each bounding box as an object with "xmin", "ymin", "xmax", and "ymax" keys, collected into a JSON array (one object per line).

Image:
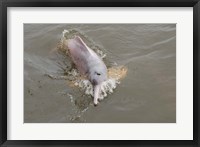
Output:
[{"xmin": 24, "ymin": 24, "xmax": 176, "ymax": 123}]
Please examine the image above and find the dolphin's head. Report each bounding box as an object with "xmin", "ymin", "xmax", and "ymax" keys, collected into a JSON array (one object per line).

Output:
[
  {"xmin": 89, "ymin": 63, "xmax": 107, "ymax": 106},
  {"xmin": 89, "ymin": 64, "xmax": 107, "ymax": 86}
]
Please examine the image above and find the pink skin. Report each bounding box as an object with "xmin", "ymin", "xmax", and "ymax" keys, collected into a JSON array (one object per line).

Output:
[
  {"xmin": 66, "ymin": 36, "xmax": 107, "ymax": 105},
  {"xmin": 94, "ymin": 85, "xmax": 100, "ymax": 106}
]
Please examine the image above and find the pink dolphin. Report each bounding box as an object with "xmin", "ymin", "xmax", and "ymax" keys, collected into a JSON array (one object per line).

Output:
[{"xmin": 66, "ymin": 36, "xmax": 107, "ymax": 106}]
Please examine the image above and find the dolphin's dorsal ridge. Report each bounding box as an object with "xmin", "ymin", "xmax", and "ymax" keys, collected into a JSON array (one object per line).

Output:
[
  {"xmin": 68, "ymin": 36, "xmax": 89, "ymax": 53},
  {"xmin": 72, "ymin": 36, "xmax": 91, "ymax": 54},
  {"xmin": 74, "ymin": 36, "xmax": 87, "ymax": 47}
]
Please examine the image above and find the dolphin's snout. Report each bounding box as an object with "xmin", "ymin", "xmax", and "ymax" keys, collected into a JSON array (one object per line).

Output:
[{"xmin": 93, "ymin": 85, "xmax": 100, "ymax": 106}]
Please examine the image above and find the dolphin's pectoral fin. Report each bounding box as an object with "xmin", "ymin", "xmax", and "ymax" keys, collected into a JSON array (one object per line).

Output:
[{"xmin": 93, "ymin": 85, "xmax": 100, "ymax": 105}]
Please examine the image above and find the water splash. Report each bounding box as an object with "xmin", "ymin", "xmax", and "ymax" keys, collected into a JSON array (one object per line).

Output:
[
  {"xmin": 67, "ymin": 68, "xmax": 120, "ymax": 101},
  {"xmin": 77, "ymin": 78, "xmax": 120, "ymax": 100}
]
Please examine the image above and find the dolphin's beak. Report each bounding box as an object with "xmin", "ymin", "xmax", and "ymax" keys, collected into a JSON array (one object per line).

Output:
[{"xmin": 93, "ymin": 84, "xmax": 100, "ymax": 106}]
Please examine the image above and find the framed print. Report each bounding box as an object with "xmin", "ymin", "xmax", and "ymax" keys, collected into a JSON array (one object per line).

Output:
[{"xmin": 0, "ymin": 0, "xmax": 199, "ymax": 146}]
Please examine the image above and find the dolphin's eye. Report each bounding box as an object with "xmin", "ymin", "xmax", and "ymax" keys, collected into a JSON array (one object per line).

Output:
[{"xmin": 95, "ymin": 72, "xmax": 101, "ymax": 76}]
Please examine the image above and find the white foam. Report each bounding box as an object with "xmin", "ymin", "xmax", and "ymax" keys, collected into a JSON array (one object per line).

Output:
[
  {"xmin": 67, "ymin": 93, "xmax": 74, "ymax": 103},
  {"xmin": 67, "ymin": 68, "xmax": 79, "ymax": 77},
  {"xmin": 62, "ymin": 29, "xmax": 69, "ymax": 38}
]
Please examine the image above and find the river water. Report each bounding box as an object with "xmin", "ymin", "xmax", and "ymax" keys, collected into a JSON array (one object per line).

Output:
[{"xmin": 24, "ymin": 24, "xmax": 176, "ymax": 123}]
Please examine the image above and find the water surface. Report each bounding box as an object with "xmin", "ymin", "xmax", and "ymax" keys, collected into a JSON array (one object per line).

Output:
[{"xmin": 24, "ymin": 24, "xmax": 176, "ymax": 123}]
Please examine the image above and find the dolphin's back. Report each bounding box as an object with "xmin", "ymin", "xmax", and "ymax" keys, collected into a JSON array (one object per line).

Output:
[
  {"xmin": 67, "ymin": 36, "xmax": 108, "ymax": 105},
  {"xmin": 67, "ymin": 36, "xmax": 91, "ymax": 75}
]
